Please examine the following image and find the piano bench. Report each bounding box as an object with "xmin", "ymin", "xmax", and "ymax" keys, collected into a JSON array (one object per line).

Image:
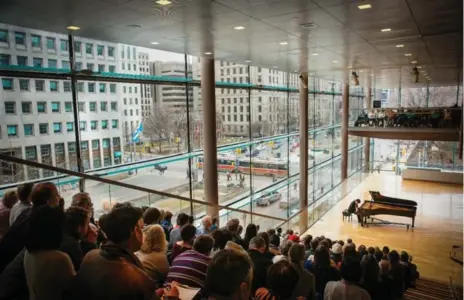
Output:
[{"xmin": 342, "ymin": 210, "xmax": 352, "ymax": 222}]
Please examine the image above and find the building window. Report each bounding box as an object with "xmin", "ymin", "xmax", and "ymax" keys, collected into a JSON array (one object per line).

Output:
[
  {"xmin": 80, "ymin": 141, "xmax": 88, "ymax": 150},
  {"xmin": 50, "ymin": 81, "xmax": 59, "ymax": 92},
  {"xmin": 60, "ymin": 39, "xmax": 68, "ymax": 51},
  {"xmin": 66, "ymin": 122, "xmax": 74, "ymax": 132},
  {"xmin": 98, "ymin": 64, "xmax": 105, "ymax": 72},
  {"xmin": 24, "ymin": 124, "xmax": 34, "ymax": 136},
  {"xmin": 46, "ymin": 37, "xmax": 55, "ymax": 50},
  {"xmin": 2, "ymin": 78, "xmax": 13, "ymax": 90},
  {"xmin": 130, "ymin": 109, "xmax": 133, "ymax": 116},
  {"xmin": 68, "ymin": 142, "xmax": 76, "ymax": 152},
  {"xmin": 111, "ymin": 119, "xmax": 119, "ymax": 129},
  {"xmin": 65, "ymin": 102, "xmax": 72, "ymax": 112},
  {"xmin": 78, "ymin": 102, "xmax": 85, "ymax": 112},
  {"xmin": 103, "ymin": 138, "xmax": 110, "ymax": 148},
  {"xmin": 88, "ymin": 83, "xmax": 95, "ymax": 93},
  {"xmin": 51, "ymin": 102, "xmax": 60, "ymax": 113},
  {"xmin": 55, "ymin": 143, "xmax": 64, "ymax": 155},
  {"xmin": 86, "ymin": 63, "xmax": 94, "ymax": 71},
  {"xmin": 124, "ymin": 109, "xmax": 127, "ymax": 116},
  {"xmin": 85, "ymin": 43, "xmax": 93, "ymax": 55},
  {"xmin": 31, "ymin": 35, "xmax": 41, "ymax": 48},
  {"xmin": 35, "ymin": 80, "xmax": 44, "ymax": 91},
  {"xmin": 37, "ymin": 102, "xmax": 46, "ymax": 113},
  {"xmin": 7, "ymin": 125, "xmax": 18, "ymax": 137},
  {"xmin": 19, "ymin": 79, "xmax": 29, "ymax": 91},
  {"xmin": 111, "ymin": 102, "xmax": 117, "ymax": 111},
  {"xmin": 99, "ymin": 83, "xmax": 106, "ymax": 93},
  {"xmin": 97, "ymin": 45, "xmax": 104, "ymax": 56},
  {"xmin": 100, "ymin": 102, "xmax": 107, "ymax": 111},
  {"xmin": 33, "ymin": 57, "xmax": 42, "ymax": 67},
  {"xmin": 108, "ymin": 47, "xmax": 115, "ymax": 57},
  {"xmin": 79, "ymin": 121, "xmax": 86, "ymax": 131},
  {"xmin": 90, "ymin": 121, "xmax": 97, "ymax": 130},
  {"xmin": 92, "ymin": 140, "xmax": 100, "ymax": 150},
  {"xmin": 101, "ymin": 120, "xmax": 108, "ymax": 129},
  {"xmin": 15, "ymin": 32, "xmax": 25, "ymax": 45},
  {"xmin": 4, "ymin": 102, "xmax": 15, "ymax": 114},
  {"xmin": 110, "ymin": 84, "xmax": 116, "ymax": 93},
  {"xmin": 63, "ymin": 81, "xmax": 71, "ymax": 92},
  {"xmin": 53, "ymin": 122, "xmax": 62, "ymax": 133},
  {"xmin": 74, "ymin": 41, "xmax": 81, "ymax": 53},
  {"xmin": 77, "ymin": 82, "xmax": 84, "ymax": 92},
  {"xmin": 17, "ymin": 56, "xmax": 27, "ymax": 66},
  {"xmin": 0, "ymin": 30, "xmax": 8, "ymax": 43},
  {"xmin": 109, "ymin": 65, "xmax": 115, "ymax": 72},
  {"xmin": 129, "ymin": 86, "xmax": 132, "ymax": 93},
  {"xmin": 75, "ymin": 62, "xmax": 82, "ymax": 71},
  {"xmin": 62, "ymin": 61, "xmax": 70, "ymax": 70},
  {"xmin": 39, "ymin": 123, "xmax": 48, "ymax": 134},
  {"xmin": 0, "ymin": 54, "xmax": 10, "ymax": 65},
  {"xmin": 21, "ymin": 102, "xmax": 32, "ymax": 113},
  {"xmin": 89, "ymin": 102, "xmax": 97, "ymax": 112}
]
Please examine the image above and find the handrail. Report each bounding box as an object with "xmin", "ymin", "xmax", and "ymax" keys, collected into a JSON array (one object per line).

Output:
[{"xmin": 0, "ymin": 153, "xmax": 286, "ymax": 222}]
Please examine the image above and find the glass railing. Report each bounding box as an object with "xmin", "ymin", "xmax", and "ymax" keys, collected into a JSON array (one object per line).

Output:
[{"xmin": 449, "ymin": 245, "xmax": 463, "ymax": 299}]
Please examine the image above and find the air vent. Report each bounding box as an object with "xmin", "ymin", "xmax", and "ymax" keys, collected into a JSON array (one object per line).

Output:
[{"xmin": 300, "ymin": 22, "xmax": 318, "ymax": 29}]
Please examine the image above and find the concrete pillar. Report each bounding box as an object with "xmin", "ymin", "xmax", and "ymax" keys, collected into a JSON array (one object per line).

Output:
[
  {"xmin": 341, "ymin": 82, "xmax": 349, "ymax": 180},
  {"xmin": 200, "ymin": 57, "xmax": 219, "ymax": 220},
  {"xmin": 363, "ymin": 85, "xmax": 372, "ymax": 172},
  {"xmin": 299, "ymin": 73, "xmax": 309, "ymax": 233}
]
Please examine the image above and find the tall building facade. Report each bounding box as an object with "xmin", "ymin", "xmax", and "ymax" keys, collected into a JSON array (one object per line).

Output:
[{"xmin": 138, "ymin": 52, "xmax": 153, "ymax": 118}]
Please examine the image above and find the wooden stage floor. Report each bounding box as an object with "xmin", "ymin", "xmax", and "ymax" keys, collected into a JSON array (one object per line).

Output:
[{"xmin": 304, "ymin": 173, "xmax": 463, "ymax": 283}]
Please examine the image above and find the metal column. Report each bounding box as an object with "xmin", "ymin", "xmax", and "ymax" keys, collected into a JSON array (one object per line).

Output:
[
  {"xmin": 299, "ymin": 71, "xmax": 309, "ymax": 233},
  {"xmin": 363, "ymin": 82, "xmax": 372, "ymax": 172},
  {"xmin": 341, "ymin": 82, "xmax": 349, "ymax": 181}
]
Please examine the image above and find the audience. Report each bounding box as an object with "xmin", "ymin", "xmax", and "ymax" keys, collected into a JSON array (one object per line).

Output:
[
  {"xmin": 243, "ymin": 223, "xmax": 258, "ymax": 250},
  {"xmin": 142, "ymin": 207, "xmax": 162, "ymax": 226},
  {"xmin": 388, "ymin": 250, "xmax": 406, "ymax": 297},
  {"xmin": 227, "ymin": 218, "xmax": 247, "ymax": 249},
  {"xmin": 135, "ymin": 224, "xmax": 169, "ymax": 286},
  {"xmin": 374, "ymin": 249, "xmax": 383, "ymax": 262},
  {"xmin": 379, "ymin": 259, "xmax": 395, "ymax": 299},
  {"xmin": 382, "ymin": 246, "xmax": 390, "ymax": 259},
  {"xmin": 211, "ymin": 227, "xmax": 233, "ymax": 256},
  {"xmin": 248, "ymin": 236, "xmax": 273, "ymax": 294},
  {"xmin": 273, "ymin": 239, "xmax": 293, "ymax": 263},
  {"xmin": 360, "ymin": 255, "xmax": 382, "ymax": 299},
  {"xmin": 331, "ymin": 243, "xmax": 343, "ymax": 267},
  {"xmin": 306, "ymin": 245, "xmax": 340, "ymax": 298},
  {"xmin": 199, "ymin": 216, "xmax": 213, "ymax": 235},
  {"xmin": 171, "ymin": 224, "xmax": 196, "ymax": 262},
  {"xmin": 400, "ymin": 251, "xmax": 419, "ymax": 288},
  {"xmin": 167, "ymin": 234, "xmax": 214, "ymax": 288},
  {"xmin": 169, "ymin": 212, "xmax": 189, "ymax": 247},
  {"xmin": 255, "ymin": 260, "xmax": 299, "ymax": 300},
  {"xmin": 0, "ymin": 190, "xmax": 18, "ymax": 239},
  {"xmin": 268, "ymin": 228, "xmax": 280, "ymax": 247},
  {"xmin": 9, "ymin": 183, "xmax": 33, "ymax": 226},
  {"xmin": 210, "ymin": 217, "xmax": 218, "ymax": 231},
  {"xmin": 303, "ymin": 234, "xmax": 313, "ymax": 260},
  {"xmin": 289, "ymin": 243, "xmax": 316, "ymax": 300},
  {"xmin": 258, "ymin": 231, "xmax": 277, "ymax": 259}
]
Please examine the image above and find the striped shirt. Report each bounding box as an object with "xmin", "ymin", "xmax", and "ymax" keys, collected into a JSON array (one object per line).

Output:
[{"xmin": 166, "ymin": 250, "xmax": 210, "ymax": 288}]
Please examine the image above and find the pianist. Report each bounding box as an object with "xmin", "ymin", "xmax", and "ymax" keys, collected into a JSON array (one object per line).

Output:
[{"xmin": 347, "ymin": 199, "xmax": 363, "ymax": 225}]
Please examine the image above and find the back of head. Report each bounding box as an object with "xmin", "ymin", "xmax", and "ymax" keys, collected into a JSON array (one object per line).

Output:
[
  {"xmin": 310, "ymin": 238, "xmax": 320, "ymax": 251},
  {"xmin": 249, "ymin": 236, "xmax": 265, "ymax": 251},
  {"xmin": 165, "ymin": 211, "xmax": 173, "ymax": 221},
  {"xmin": 64, "ymin": 206, "xmax": 89, "ymax": 237},
  {"xmin": 17, "ymin": 183, "xmax": 34, "ymax": 203},
  {"xmin": 303, "ymin": 234, "xmax": 313, "ymax": 249},
  {"xmin": 205, "ymin": 250, "xmax": 252, "ymax": 300},
  {"xmin": 244, "ymin": 223, "xmax": 257, "ymax": 241},
  {"xmin": 388, "ymin": 250, "xmax": 400, "ymax": 264},
  {"xmin": 143, "ymin": 207, "xmax": 161, "ymax": 225},
  {"xmin": 288, "ymin": 243, "xmax": 305, "ymax": 264},
  {"xmin": 267, "ymin": 260, "xmax": 299, "ymax": 299},
  {"xmin": 281, "ymin": 240, "xmax": 294, "ymax": 256},
  {"xmin": 26, "ymin": 205, "xmax": 65, "ymax": 253},
  {"xmin": 382, "ymin": 246, "xmax": 390, "ymax": 255},
  {"xmin": 343, "ymin": 243, "xmax": 357, "ymax": 259},
  {"xmin": 30, "ymin": 182, "xmax": 59, "ymax": 207},
  {"xmin": 367, "ymin": 247, "xmax": 375, "ymax": 255},
  {"xmin": 2, "ymin": 190, "xmax": 18, "ymax": 209},
  {"xmin": 226, "ymin": 218, "xmax": 240, "ymax": 233},
  {"xmin": 193, "ymin": 235, "xmax": 214, "ymax": 255},
  {"xmin": 314, "ymin": 244, "xmax": 330, "ymax": 267},
  {"xmin": 276, "ymin": 227, "xmax": 282, "ymax": 235},
  {"xmin": 212, "ymin": 228, "xmax": 233, "ymax": 250},
  {"xmin": 358, "ymin": 244, "xmax": 367, "ymax": 254},
  {"xmin": 176, "ymin": 212, "xmax": 189, "ymax": 226},
  {"xmin": 267, "ymin": 229, "xmax": 275, "ymax": 236},
  {"xmin": 374, "ymin": 250, "xmax": 383, "ymax": 262},
  {"xmin": 379, "ymin": 259, "xmax": 391, "ymax": 275},
  {"xmin": 141, "ymin": 224, "xmax": 167, "ymax": 253},
  {"xmin": 257, "ymin": 232, "xmax": 270, "ymax": 249},
  {"xmin": 331, "ymin": 243, "xmax": 343, "ymax": 256},
  {"xmin": 99, "ymin": 204, "xmax": 143, "ymax": 244},
  {"xmin": 287, "ymin": 229, "xmax": 294, "ymax": 235},
  {"xmin": 71, "ymin": 192, "xmax": 92, "ymax": 209},
  {"xmin": 347, "ymin": 238, "xmax": 353, "ymax": 244},
  {"xmin": 180, "ymin": 224, "xmax": 197, "ymax": 243},
  {"xmin": 361, "ymin": 254, "xmax": 380, "ymax": 285},
  {"xmin": 400, "ymin": 251, "xmax": 409, "ymax": 263},
  {"xmin": 340, "ymin": 257, "xmax": 362, "ymax": 282},
  {"xmin": 188, "ymin": 215, "xmax": 194, "ymax": 224}
]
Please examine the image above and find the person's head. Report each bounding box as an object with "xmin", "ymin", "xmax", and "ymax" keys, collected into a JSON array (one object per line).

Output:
[
  {"xmin": 140, "ymin": 224, "xmax": 167, "ymax": 253},
  {"xmin": 2, "ymin": 190, "xmax": 18, "ymax": 209},
  {"xmin": 361, "ymin": 254, "xmax": 380, "ymax": 285},
  {"xmin": 257, "ymin": 232, "xmax": 270, "ymax": 252},
  {"xmin": 310, "ymin": 238, "xmax": 320, "ymax": 251},
  {"xmin": 25, "ymin": 205, "xmax": 65, "ymax": 253},
  {"xmin": 388, "ymin": 250, "xmax": 400, "ymax": 264},
  {"xmin": 99, "ymin": 203, "xmax": 144, "ymax": 252},
  {"xmin": 355, "ymin": 199, "xmax": 361, "ymax": 204},
  {"xmin": 276, "ymin": 227, "xmax": 282, "ymax": 235},
  {"xmin": 202, "ymin": 216, "xmax": 212, "ymax": 230},
  {"xmin": 340, "ymin": 256, "xmax": 362, "ymax": 283},
  {"xmin": 244, "ymin": 223, "xmax": 258, "ymax": 241},
  {"xmin": 164, "ymin": 211, "xmax": 173, "ymax": 222},
  {"xmin": 180, "ymin": 224, "xmax": 197, "ymax": 245},
  {"xmin": 382, "ymin": 246, "xmax": 390, "ymax": 255},
  {"xmin": 248, "ymin": 236, "xmax": 266, "ymax": 253},
  {"xmin": 302, "ymin": 234, "xmax": 312, "ymax": 250},
  {"xmin": 267, "ymin": 260, "xmax": 299, "ymax": 299},
  {"xmin": 64, "ymin": 206, "xmax": 90, "ymax": 239},
  {"xmin": 289, "ymin": 243, "xmax": 305, "ymax": 264},
  {"xmin": 212, "ymin": 228, "xmax": 234, "ymax": 250},
  {"xmin": 226, "ymin": 219, "xmax": 240, "ymax": 234},
  {"xmin": 400, "ymin": 251, "xmax": 409, "ymax": 263},
  {"xmin": 212, "ymin": 217, "xmax": 218, "ymax": 225},
  {"xmin": 358, "ymin": 244, "xmax": 367, "ymax": 256},
  {"xmin": 343, "ymin": 243, "xmax": 357, "ymax": 259},
  {"xmin": 30, "ymin": 182, "xmax": 60, "ymax": 207},
  {"xmin": 338, "ymin": 240, "xmax": 345, "ymax": 247},
  {"xmin": 286, "ymin": 229, "xmax": 294, "ymax": 236},
  {"xmin": 379, "ymin": 259, "xmax": 391, "ymax": 275},
  {"xmin": 281, "ymin": 240, "xmax": 294, "ymax": 256},
  {"xmin": 347, "ymin": 238, "xmax": 353, "ymax": 244},
  {"xmin": 238, "ymin": 225, "xmax": 243, "ymax": 235},
  {"xmin": 143, "ymin": 207, "xmax": 162, "ymax": 226},
  {"xmin": 17, "ymin": 183, "xmax": 34, "ymax": 204},
  {"xmin": 319, "ymin": 239, "xmax": 330, "ymax": 249},
  {"xmin": 193, "ymin": 235, "xmax": 214, "ymax": 256},
  {"xmin": 71, "ymin": 192, "xmax": 93, "ymax": 211},
  {"xmin": 205, "ymin": 250, "xmax": 252, "ymax": 300},
  {"xmin": 188, "ymin": 215, "xmax": 194, "ymax": 225},
  {"xmin": 267, "ymin": 228, "xmax": 275, "ymax": 236},
  {"xmin": 314, "ymin": 244, "xmax": 331, "ymax": 267},
  {"xmin": 331, "ymin": 243, "xmax": 343, "ymax": 256},
  {"xmin": 176, "ymin": 213, "xmax": 189, "ymax": 227},
  {"xmin": 367, "ymin": 247, "xmax": 375, "ymax": 256},
  {"xmin": 374, "ymin": 250, "xmax": 383, "ymax": 262}
]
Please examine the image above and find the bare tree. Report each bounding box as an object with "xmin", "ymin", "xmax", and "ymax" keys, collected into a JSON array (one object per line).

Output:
[
  {"xmin": 143, "ymin": 109, "xmax": 172, "ymax": 153},
  {"xmin": 250, "ymin": 121, "xmax": 271, "ymax": 137}
]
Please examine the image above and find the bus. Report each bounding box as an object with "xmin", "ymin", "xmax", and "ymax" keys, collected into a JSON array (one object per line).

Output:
[{"xmin": 197, "ymin": 157, "xmax": 288, "ymax": 177}]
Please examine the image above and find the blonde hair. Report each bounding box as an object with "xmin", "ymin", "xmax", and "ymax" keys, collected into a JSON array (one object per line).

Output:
[{"xmin": 140, "ymin": 224, "xmax": 167, "ymax": 253}]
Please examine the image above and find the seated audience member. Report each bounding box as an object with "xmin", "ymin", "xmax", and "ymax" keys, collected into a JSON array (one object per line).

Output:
[
  {"xmin": 374, "ymin": 249, "xmax": 384, "ymax": 262},
  {"xmin": 338, "ymin": 240, "xmax": 345, "ymax": 247},
  {"xmin": 331, "ymin": 243, "xmax": 343, "ymax": 267},
  {"xmin": 227, "ymin": 218, "xmax": 247, "ymax": 249},
  {"xmin": 9, "ymin": 183, "xmax": 34, "ymax": 226},
  {"xmin": 210, "ymin": 217, "xmax": 218, "ymax": 231},
  {"xmin": 258, "ymin": 231, "xmax": 277, "ymax": 259},
  {"xmin": 273, "ymin": 240, "xmax": 293, "ymax": 263},
  {"xmin": 142, "ymin": 207, "xmax": 162, "ymax": 226},
  {"xmin": 171, "ymin": 224, "xmax": 196, "ymax": 262},
  {"xmin": 287, "ymin": 230, "xmax": 300, "ymax": 243},
  {"xmin": 169, "ymin": 213, "xmax": 190, "ymax": 247},
  {"xmin": 225, "ymin": 240, "xmax": 248, "ymax": 256},
  {"xmin": 289, "ymin": 243, "xmax": 316, "ymax": 300},
  {"xmin": 283, "ymin": 229, "xmax": 292, "ymax": 240},
  {"xmin": 324, "ymin": 257, "xmax": 371, "ymax": 300},
  {"xmin": 61, "ymin": 206, "xmax": 93, "ymax": 271},
  {"xmin": 306, "ymin": 245, "xmax": 340, "ymax": 298},
  {"xmin": 188, "ymin": 215, "xmax": 195, "ymax": 225},
  {"xmin": 360, "ymin": 255, "xmax": 384, "ymax": 300},
  {"xmin": 248, "ymin": 236, "xmax": 273, "ymax": 293},
  {"xmin": 238, "ymin": 225, "xmax": 244, "ymax": 236},
  {"xmin": 0, "ymin": 182, "xmax": 60, "ymax": 272},
  {"xmin": 367, "ymin": 247, "xmax": 375, "ymax": 256},
  {"xmin": 303, "ymin": 235, "xmax": 313, "ymax": 261},
  {"xmin": 71, "ymin": 192, "xmax": 100, "ymax": 248},
  {"xmin": 72, "ymin": 204, "xmax": 156, "ymax": 300},
  {"xmin": 24, "ymin": 206, "xmax": 75, "ymax": 300},
  {"xmin": 255, "ymin": 260, "xmax": 299, "ymax": 300},
  {"xmin": 167, "ymin": 235, "xmax": 214, "ymax": 288},
  {"xmin": 198, "ymin": 216, "xmax": 213, "ymax": 235},
  {"xmin": 162, "ymin": 211, "xmax": 173, "ymax": 239},
  {"xmin": 358, "ymin": 245, "xmax": 367, "ymax": 258},
  {"xmin": 378, "ymin": 259, "xmax": 395, "ymax": 299},
  {"xmin": 243, "ymin": 223, "xmax": 258, "ymax": 250},
  {"xmin": 400, "ymin": 251, "xmax": 418, "ymax": 288},
  {"xmin": 204, "ymin": 250, "xmax": 253, "ymax": 300},
  {"xmin": 388, "ymin": 250, "xmax": 406, "ymax": 297},
  {"xmin": 268, "ymin": 228, "xmax": 280, "ymax": 248},
  {"xmin": 135, "ymin": 224, "xmax": 169, "ymax": 286},
  {"xmin": 211, "ymin": 228, "xmax": 233, "ymax": 256},
  {"xmin": 382, "ymin": 246, "xmax": 390, "ymax": 259},
  {"xmin": 342, "ymin": 243, "xmax": 358, "ymax": 261},
  {"xmin": 346, "ymin": 238, "xmax": 352, "ymax": 244},
  {"xmin": 0, "ymin": 190, "xmax": 19, "ymax": 239}
]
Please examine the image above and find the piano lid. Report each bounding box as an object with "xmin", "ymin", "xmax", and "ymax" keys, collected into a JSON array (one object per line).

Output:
[{"xmin": 369, "ymin": 191, "xmax": 418, "ymax": 207}]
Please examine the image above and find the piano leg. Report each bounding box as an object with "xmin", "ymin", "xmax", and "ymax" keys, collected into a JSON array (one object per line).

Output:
[{"xmin": 412, "ymin": 217, "xmax": 415, "ymax": 228}]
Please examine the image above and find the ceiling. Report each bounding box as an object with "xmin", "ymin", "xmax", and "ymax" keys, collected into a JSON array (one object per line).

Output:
[{"xmin": 0, "ymin": 0, "xmax": 462, "ymax": 88}]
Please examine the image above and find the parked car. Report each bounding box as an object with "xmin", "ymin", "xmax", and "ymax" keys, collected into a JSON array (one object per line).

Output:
[
  {"xmin": 279, "ymin": 196, "xmax": 298, "ymax": 209},
  {"xmin": 246, "ymin": 149, "xmax": 260, "ymax": 157},
  {"xmin": 154, "ymin": 164, "xmax": 167, "ymax": 173},
  {"xmin": 256, "ymin": 191, "xmax": 282, "ymax": 206}
]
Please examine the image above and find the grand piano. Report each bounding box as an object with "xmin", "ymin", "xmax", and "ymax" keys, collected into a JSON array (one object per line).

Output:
[{"xmin": 357, "ymin": 191, "xmax": 418, "ymax": 229}]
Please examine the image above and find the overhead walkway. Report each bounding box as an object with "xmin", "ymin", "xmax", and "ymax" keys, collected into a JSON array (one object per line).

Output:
[{"xmin": 348, "ymin": 127, "xmax": 460, "ymax": 141}]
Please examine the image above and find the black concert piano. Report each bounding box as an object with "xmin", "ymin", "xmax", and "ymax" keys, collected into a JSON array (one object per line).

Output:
[{"xmin": 357, "ymin": 191, "xmax": 418, "ymax": 229}]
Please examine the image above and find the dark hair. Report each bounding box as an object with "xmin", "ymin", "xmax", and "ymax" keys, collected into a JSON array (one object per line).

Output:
[
  {"xmin": 65, "ymin": 206, "xmax": 89, "ymax": 238},
  {"xmin": 281, "ymin": 240, "xmax": 294, "ymax": 256},
  {"xmin": 212, "ymin": 228, "xmax": 233, "ymax": 250},
  {"xmin": 30, "ymin": 182, "xmax": 58, "ymax": 207},
  {"xmin": 358, "ymin": 244, "xmax": 367, "ymax": 257},
  {"xmin": 382, "ymin": 246, "xmax": 390, "ymax": 255},
  {"xmin": 347, "ymin": 238, "xmax": 352, "ymax": 244},
  {"xmin": 355, "ymin": 199, "xmax": 361, "ymax": 203},
  {"xmin": 17, "ymin": 183, "xmax": 34, "ymax": 203},
  {"xmin": 180, "ymin": 224, "xmax": 197, "ymax": 243},
  {"xmin": 314, "ymin": 245, "xmax": 330, "ymax": 267},
  {"xmin": 164, "ymin": 211, "xmax": 173, "ymax": 221},
  {"xmin": 289, "ymin": 243, "xmax": 305, "ymax": 264},
  {"xmin": 374, "ymin": 250, "xmax": 383, "ymax": 262},
  {"xmin": 367, "ymin": 247, "xmax": 375, "ymax": 255},
  {"xmin": 400, "ymin": 251, "xmax": 409, "ymax": 263},
  {"xmin": 99, "ymin": 204, "xmax": 143, "ymax": 244},
  {"xmin": 388, "ymin": 250, "xmax": 400, "ymax": 264},
  {"xmin": 25, "ymin": 206, "xmax": 65, "ymax": 252},
  {"xmin": 267, "ymin": 260, "xmax": 299, "ymax": 299},
  {"xmin": 143, "ymin": 207, "xmax": 161, "ymax": 225},
  {"xmin": 267, "ymin": 229, "xmax": 275, "ymax": 236},
  {"xmin": 310, "ymin": 238, "xmax": 320, "ymax": 251},
  {"xmin": 2, "ymin": 190, "xmax": 18, "ymax": 208},
  {"xmin": 176, "ymin": 213, "xmax": 189, "ymax": 226},
  {"xmin": 303, "ymin": 235, "xmax": 312, "ymax": 250},
  {"xmin": 343, "ymin": 244, "xmax": 357, "ymax": 260},
  {"xmin": 212, "ymin": 217, "xmax": 217, "ymax": 225},
  {"xmin": 340, "ymin": 257, "xmax": 362, "ymax": 282},
  {"xmin": 249, "ymin": 236, "xmax": 265, "ymax": 249},
  {"xmin": 257, "ymin": 232, "xmax": 270, "ymax": 252},
  {"xmin": 276, "ymin": 227, "xmax": 282, "ymax": 234},
  {"xmin": 205, "ymin": 250, "xmax": 252, "ymax": 298},
  {"xmin": 338, "ymin": 240, "xmax": 345, "ymax": 246},
  {"xmin": 188, "ymin": 215, "xmax": 194, "ymax": 224},
  {"xmin": 226, "ymin": 219, "xmax": 240, "ymax": 233},
  {"xmin": 286, "ymin": 229, "xmax": 294, "ymax": 235},
  {"xmin": 244, "ymin": 224, "xmax": 258, "ymax": 244},
  {"xmin": 361, "ymin": 255, "xmax": 380, "ymax": 287},
  {"xmin": 193, "ymin": 235, "xmax": 214, "ymax": 255},
  {"xmin": 319, "ymin": 240, "xmax": 330, "ymax": 249}
]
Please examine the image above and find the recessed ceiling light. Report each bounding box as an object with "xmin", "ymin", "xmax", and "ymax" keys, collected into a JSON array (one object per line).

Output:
[
  {"xmin": 396, "ymin": 44, "xmax": 404, "ymax": 48},
  {"xmin": 127, "ymin": 24, "xmax": 141, "ymax": 28},
  {"xmin": 311, "ymin": 53, "xmax": 318, "ymax": 56},
  {"xmin": 405, "ymin": 53, "xmax": 412, "ymax": 56},
  {"xmin": 279, "ymin": 41, "xmax": 288, "ymax": 45},
  {"xmin": 234, "ymin": 26, "xmax": 245, "ymax": 30},
  {"xmin": 417, "ymin": 66, "xmax": 421, "ymax": 69},
  {"xmin": 359, "ymin": 70, "xmax": 364, "ymax": 73},
  {"xmin": 66, "ymin": 25, "xmax": 80, "ymax": 31},
  {"xmin": 156, "ymin": 0, "xmax": 172, "ymax": 5},
  {"xmin": 381, "ymin": 28, "xmax": 391, "ymax": 32},
  {"xmin": 358, "ymin": 4, "xmax": 372, "ymax": 10},
  {"xmin": 150, "ymin": 42, "xmax": 159, "ymax": 45},
  {"xmin": 204, "ymin": 52, "xmax": 212, "ymax": 55},
  {"xmin": 411, "ymin": 60, "xmax": 417, "ymax": 64},
  {"xmin": 273, "ymin": 66, "xmax": 278, "ymax": 68},
  {"xmin": 332, "ymin": 60, "xmax": 338, "ymax": 63},
  {"xmin": 245, "ymin": 60, "xmax": 252, "ymax": 63}
]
